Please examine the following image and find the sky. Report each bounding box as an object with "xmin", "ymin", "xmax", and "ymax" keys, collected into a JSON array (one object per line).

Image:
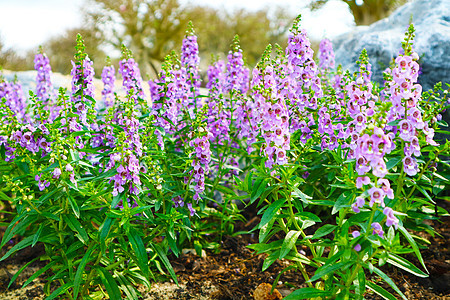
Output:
[{"xmin": 0, "ymin": 0, "xmax": 355, "ymax": 54}]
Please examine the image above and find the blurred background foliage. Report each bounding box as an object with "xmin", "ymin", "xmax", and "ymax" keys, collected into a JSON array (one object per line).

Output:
[{"xmin": 0, "ymin": 0, "xmax": 410, "ymax": 78}]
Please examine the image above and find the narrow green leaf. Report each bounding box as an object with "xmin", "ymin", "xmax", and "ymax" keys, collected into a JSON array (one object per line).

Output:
[
  {"xmin": 22, "ymin": 261, "xmax": 56, "ymax": 288},
  {"xmin": 67, "ymin": 193, "xmax": 80, "ymax": 218},
  {"xmin": 387, "ymin": 251, "xmax": 428, "ymax": 277},
  {"xmin": 128, "ymin": 229, "xmax": 150, "ymax": 279},
  {"xmin": 116, "ymin": 273, "xmax": 139, "ymax": 300},
  {"xmin": 386, "ymin": 156, "xmax": 402, "ymax": 170},
  {"xmin": 292, "ymin": 186, "xmax": 312, "ymax": 204},
  {"xmin": 370, "ymin": 265, "xmax": 407, "ymax": 300},
  {"xmin": 32, "ymin": 224, "xmax": 44, "ymax": 247},
  {"xmin": 332, "ymin": 191, "xmax": 352, "ymax": 215},
  {"xmin": 280, "ymin": 231, "xmax": 301, "ymax": 259},
  {"xmin": 63, "ymin": 215, "xmax": 89, "ymax": 244},
  {"xmin": 46, "ymin": 282, "xmax": 73, "ymax": 300},
  {"xmin": 99, "ymin": 217, "xmax": 114, "ymax": 254},
  {"xmin": 356, "ymin": 268, "xmax": 366, "ymax": 299},
  {"xmin": 0, "ymin": 235, "xmax": 34, "ymax": 262},
  {"xmin": 98, "ymin": 267, "xmax": 122, "ymax": 300},
  {"xmin": 262, "ymin": 250, "xmax": 280, "ymax": 272},
  {"xmin": 284, "ymin": 287, "xmax": 332, "ymax": 300},
  {"xmin": 259, "ymin": 199, "xmax": 285, "ymax": 229},
  {"xmin": 251, "ymin": 178, "xmax": 269, "ymax": 203},
  {"xmin": 1, "ymin": 214, "xmax": 37, "ymax": 248},
  {"xmin": 366, "ymin": 281, "xmax": 397, "ymax": 300},
  {"xmin": 308, "ymin": 261, "xmax": 352, "ymax": 282},
  {"xmin": 73, "ymin": 244, "xmax": 97, "ymax": 299},
  {"xmin": 8, "ymin": 257, "xmax": 39, "ymax": 288},
  {"xmin": 151, "ymin": 244, "xmax": 178, "ymax": 285},
  {"xmin": 397, "ymin": 225, "xmax": 428, "ymax": 272},
  {"xmin": 312, "ymin": 224, "xmax": 336, "ymax": 239}
]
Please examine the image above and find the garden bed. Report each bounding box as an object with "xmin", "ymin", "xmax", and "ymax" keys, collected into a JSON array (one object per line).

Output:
[{"xmin": 1, "ymin": 201, "xmax": 448, "ymax": 300}]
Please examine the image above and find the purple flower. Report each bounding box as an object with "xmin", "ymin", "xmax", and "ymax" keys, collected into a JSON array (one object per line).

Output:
[
  {"xmin": 371, "ymin": 222, "xmax": 384, "ymax": 238},
  {"xmin": 378, "ymin": 179, "xmax": 394, "ymax": 199},
  {"xmin": 398, "ymin": 120, "xmax": 414, "ymax": 141},
  {"xmin": 368, "ymin": 187, "xmax": 385, "ymax": 207},
  {"xmin": 52, "ymin": 168, "xmax": 61, "ymax": 179},
  {"xmin": 383, "ymin": 207, "xmax": 399, "ymax": 229},
  {"xmin": 402, "ymin": 155, "xmax": 418, "ymax": 176},
  {"xmin": 352, "ymin": 196, "xmax": 365, "ymax": 213},
  {"xmin": 356, "ymin": 176, "xmax": 371, "ymax": 189},
  {"xmin": 187, "ymin": 203, "xmax": 195, "ymax": 216},
  {"xmin": 356, "ymin": 156, "xmax": 371, "ymax": 175}
]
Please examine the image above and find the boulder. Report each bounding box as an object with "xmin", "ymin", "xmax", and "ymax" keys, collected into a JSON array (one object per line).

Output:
[{"xmin": 332, "ymin": 0, "xmax": 450, "ymax": 92}]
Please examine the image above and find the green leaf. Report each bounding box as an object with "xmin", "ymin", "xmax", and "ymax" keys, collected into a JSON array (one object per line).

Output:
[
  {"xmin": 73, "ymin": 244, "xmax": 97, "ymax": 299},
  {"xmin": 262, "ymin": 250, "xmax": 280, "ymax": 271},
  {"xmin": 366, "ymin": 281, "xmax": 397, "ymax": 300},
  {"xmin": 369, "ymin": 265, "xmax": 407, "ymax": 300},
  {"xmin": 356, "ymin": 268, "xmax": 366, "ymax": 299},
  {"xmin": 1, "ymin": 214, "xmax": 37, "ymax": 248},
  {"xmin": 32, "ymin": 224, "xmax": 44, "ymax": 247},
  {"xmin": 292, "ymin": 186, "xmax": 312, "ymax": 204},
  {"xmin": 111, "ymin": 192, "xmax": 125, "ymax": 209},
  {"xmin": 151, "ymin": 243, "xmax": 178, "ymax": 285},
  {"xmin": 413, "ymin": 183, "xmax": 435, "ymax": 204},
  {"xmin": 116, "ymin": 273, "xmax": 139, "ymax": 300},
  {"xmin": 0, "ymin": 235, "xmax": 34, "ymax": 262},
  {"xmin": 8, "ymin": 257, "xmax": 39, "ymax": 288},
  {"xmin": 387, "ymin": 119, "xmax": 400, "ymax": 127},
  {"xmin": 99, "ymin": 217, "xmax": 114, "ymax": 254},
  {"xmin": 251, "ymin": 178, "xmax": 269, "ymax": 203},
  {"xmin": 398, "ymin": 225, "xmax": 428, "ymax": 272},
  {"xmin": 312, "ymin": 224, "xmax": 336, "ymax": 239},
  {"xmin": 63, "ymin": 215, "xmax": 89, "ymax": 244},
  {"xmin": 98, "ymin": 267, "xmax": 122, "ymax": 300},
  {"xmin": 22, "ymin": 261, "xmax": 56, "ymax": 288},
  {"xmin": 46, "ymin": 282, "xmax": 73, "ymax": 300},
  {"xmin": 128, "ymin": 229, "xmax": 150, "ymax": 279},
  {"xmin": 386, "ymin": 156, "xmax": 402, "ymax": 170},
  {"xmin": 280, "ymin": 231, "xmax": 301, "ymax": 259},
  {"xmin": 308, "ymin": 261, "xmax": 352, "ymax": 282},
  {"xmin": 67, "ymin": 193, "xmax": 80, "ymax": 218},
  {"xmin": 284, "ymin": 287, "xmax": 332, "ymax": 300},
  {"xmin": 259, "ymin": 199, "xmax": 285, "ymax": 229},
  {"xmin": 387, "ymin": 253, "xmax": 428, "ymax": 277},
  {"xmin": 332, "ymin": 191, "xmax": 352, "ymax": 215}
]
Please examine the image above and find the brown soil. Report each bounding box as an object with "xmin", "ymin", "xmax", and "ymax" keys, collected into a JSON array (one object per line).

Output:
[{"xmin": 0, "ymin": 203, "xmax": 449, "ymax": 300}]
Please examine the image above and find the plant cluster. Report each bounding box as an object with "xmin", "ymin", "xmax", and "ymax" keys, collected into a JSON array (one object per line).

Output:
[{"xmin": 0, "ymin": 16, "xmax": 449, "ymax": 300}]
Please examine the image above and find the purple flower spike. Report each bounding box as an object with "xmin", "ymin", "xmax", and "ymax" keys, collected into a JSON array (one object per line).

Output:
[{"xmin": 318, "ymin": 38, "xmax": 335, "ymax": 70}]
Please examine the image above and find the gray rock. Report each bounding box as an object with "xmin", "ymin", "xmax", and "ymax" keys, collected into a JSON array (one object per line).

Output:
[{"xmin": 332, "ymin": 0, "xmax": 450, "ymax": 92}]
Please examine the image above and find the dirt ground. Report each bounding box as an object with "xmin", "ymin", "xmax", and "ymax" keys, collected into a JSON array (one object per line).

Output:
[{"xmin": 0, "ymin": 202, "xmax": 449, "ymax": 300}]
